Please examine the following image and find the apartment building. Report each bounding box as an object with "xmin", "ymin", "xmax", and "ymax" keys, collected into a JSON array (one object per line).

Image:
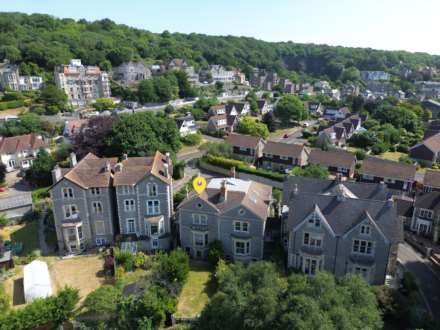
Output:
[
  {"xmin": 0, "ymin": 61, "xmax": 43, "ymax": 91},
  {"xmin": 54, "ymin": 59, "xmax": 111, "ymax": 106}
]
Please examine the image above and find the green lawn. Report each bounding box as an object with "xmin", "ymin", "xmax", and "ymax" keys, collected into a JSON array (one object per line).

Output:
[
  {"xmin": 0, "ymin": 221, "xmax": 40, "ymax": 255},
  {"xmin": 175, "ymin": 261, "xmax": 214, "ymax": 318}
]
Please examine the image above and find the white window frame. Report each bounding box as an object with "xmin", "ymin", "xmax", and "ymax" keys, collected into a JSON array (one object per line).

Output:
[
  {"xmin": 147, "ymin": 183, "xmax": 158, "ymax": 197},
  {"xmin": 124, "ymin": 199, "xmax": 136, "ymax": 212},
  {"xmin": 121, "ymin": 185, "xmax": 134, "ymax": 195},
  {"xmin": 280, "ymin": 155, "xmax": 289, "ymax": 161},
  {"xmin": 62, "ymin": 187, "xmax": 74, "ymax": 199},
  {"xmin": 234, "ymin": 239, "xmax": 251, "ymax": 256},
  {"xmin": 193, "ymin": 232, "xmax": 208, "ymax": 247},
  {"xmin": 302, "ymin": 256, "xmax": 322, "ymax": 275},
  {"xmin": 96, "ymin": 238, "xmax": 106, "ymax": 246},
  {"xmin": 352, "ymin": 239, "xmax": 374, "ymax": 255},
  {"xmin": 352, "ymin": 265, "xmax": 370, "ymax": 281},
  {"xmin": 63, "ymin": 204, "xmax": 78, "ymax": 219},
  {"xmin": 147, "ymin": 200, "xmax": 160, "ymax": 215},
  {"xmin": 233, "ymin": 221, "xmax": 249, "ymax": 233},
  {"xmin": 192, "ymin": 214, "xmax": 208, "ymax": 225},
  {"xmin": 419, "ymin": 208, "xmax": 433, "ymax": 219},
  {"xmin": 126, "ymin": 218, "xmax": 136, "ymax": 234},
  {"xmin": 360, "ymin": 225, "xmax": 371, "ymax": 236},
  {"xmin": 302, "ymin": 232, "xmax": 323, "ymax": 248},
  {"xmin": 92, "ymin": 201, "xmax": 103, "ymax": 214}
]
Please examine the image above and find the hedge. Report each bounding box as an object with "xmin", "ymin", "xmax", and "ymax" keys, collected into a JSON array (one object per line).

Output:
[
  {"xmin": 203, "ymin": 154, "xmax": 285, "ymax": 182},
  {"xmin": 0, "ymin": 100, "xmax": 25, "ymax": 110}
]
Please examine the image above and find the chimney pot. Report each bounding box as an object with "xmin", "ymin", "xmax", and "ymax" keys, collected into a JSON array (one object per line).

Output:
[
  {"xmin": 70, "ymin": 152, "xmax": 77, "ymax": 168},
  {"xmin": 122, "ymin": 153, "xmax": 128, "ymax": 161},
  {"xmin": 52, "ymin": 165, "xmax": 62, "ymax": 184},
  {"xmin": 219, "ymin": 179, "xmax": 228, "ymax": 202}
]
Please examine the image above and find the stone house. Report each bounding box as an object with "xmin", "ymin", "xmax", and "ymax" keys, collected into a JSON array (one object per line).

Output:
[
  {"xmin": 112, "ymin": 61, "xmax": 152, "ymax": 86},
  {"xmin": 261, "ymin": 142, "xmax": 309, "ymax": 172},
  {"xmin": 177, "ymin": 178, "xmax": 272, "ymax": 261},
  {"xmin": 283, "ymin": 184, "xmax": 402, "ymax": 284}
]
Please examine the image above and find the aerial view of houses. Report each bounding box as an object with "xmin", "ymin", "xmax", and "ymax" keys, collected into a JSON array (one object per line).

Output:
[{"xmin": 0, "ymin": 3, "xmax": 440, "ymax": 330}]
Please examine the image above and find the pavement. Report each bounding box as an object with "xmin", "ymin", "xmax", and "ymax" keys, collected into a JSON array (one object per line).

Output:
[
  {"xmin": 3, "ymin": 171, "xmax": 32, "ymax": 197},
  {"xmin": 398, "ymin": 242, "xmax": 440, "ymax": 320}
]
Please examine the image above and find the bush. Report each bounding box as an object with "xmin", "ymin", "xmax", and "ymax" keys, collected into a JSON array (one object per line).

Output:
[
  {"xmin": 203, "ymin": 155, "xmax": 285, "ymax": 182},
  {"xmin": 152, "ymin": 248, "xmax": 189, "ymax": 295},
  {"xmin": 134, "ymin": 252, "xmax": 149, "ymax": 269},
  {"xmin": 31, "ymin": 187, "xmax": 50, "ymax": 203},
  {"xmin": 355, "ymin": 149, "xmax": 366, "ymax": 160},
  {"xmin": 0, "ymin": 100, "xmax": 25, "ymax": 110},
  {"xmin": 114, "ymin": 248, "xmax": 136, "ymax": 272},
  {"xmin": 181, "ymin": 133, "xmax": 202, "ymax": 146},
  {"xmin": 83, "ymin": 285, "xmax": 121, "ymax": 315},
  {"xmin": 200, "ymin": 142, "xmax": 232, "ymax": 158},
  {"xmin": 397, "ymin": 144, "xmax": 409, "ymax": 153},
  {"xmin": 207, "ymin": 240, "xmax": 224, "ymax": 267}
]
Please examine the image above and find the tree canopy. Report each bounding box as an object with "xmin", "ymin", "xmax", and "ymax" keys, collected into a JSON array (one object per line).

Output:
[
  {"xmin": 274, "ymin": 95, "xmax": 308, "ymax": 125},
  {"xmin": 197, "ymin": 261, "xmax": 383, "ymax": 330},
  {"xmin": 237, "ymin": 116, "xmax": 269, "ymax": 138}
]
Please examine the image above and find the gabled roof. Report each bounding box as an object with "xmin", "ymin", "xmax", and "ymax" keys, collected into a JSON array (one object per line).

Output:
[
  {"xmin": 225, "ymin": 133, "xmax": 261, "ymax": 149},
  {"xmin": 179, "ymin": 178, "xmax": 272, "ymax": 220},
  {"xmin": 113, "ymin": 151, "xmax": 171, "ymax": 186},
  {"xmin": 414, "ymin": 191, "xmax": 440, "ymax": 211},
  {"xmin": 263, "ymin": 141, "xmax": 307, "ymax": 158},
  {"xmin": 308, "ymin": 149, "xmax": 356, "ymax": 169},
  {"xmin": 282, "ymin": 176, "xmax": 390, "ymax": 206},
  {"xmin": 0, "ymin": 134, "xmax": 49, "ymax": 154},
  {"xmin": 360, "ymin": 157, "xmax": 416, "ymax": 182},
  {"xmin": 423, "ymin": 170, "xmax": 440, "ymax": 188},
  {"xmin": 286, "ymin": 192, "xmax": 402, "ymax": 244},
  {"xmin": 61, "ymin": 153, "xmax": 118, "ymax": 189},
  {"xmin": 175, "ymin": 113, "xmax": 194, "ymax": 129},
  {"xmin": 420, "ymin": 132, "xmax": 440, "ymax": 153}
]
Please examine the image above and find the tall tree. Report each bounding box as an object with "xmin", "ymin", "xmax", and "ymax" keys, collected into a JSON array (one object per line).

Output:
[{"xmin": 274, "ymin": 95, "xmax": 308, "ymax": 125}]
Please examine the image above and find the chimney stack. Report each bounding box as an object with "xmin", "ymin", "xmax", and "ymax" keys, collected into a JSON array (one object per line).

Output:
[
  {"xmin": 219, "ymin": 179, "xmax": 228, "ymax": 202},
  {"xmin": 70, "ymin": 152, "xmax": 77, "ymax": 168},
  {"xmin": 52, "ymin": 165, "xmax": 62, "ymax": 184},
  {"xmin": 122, "ymin": 153, "xmax": 128, "ymax": 161},
  {"xmin": 115, "ymin": 163, "xmax": 123, "ymax": 173},
  {"xmin": 163, "ymin": 163, "xmax": 169, "ymax": 178},
  {"xmin": 104, "ymin": 161, "xmax": 111, "ymax": 172},
  {"xmin": 231, "ymin": 166, "xmax": 236, "ymax": 179}
]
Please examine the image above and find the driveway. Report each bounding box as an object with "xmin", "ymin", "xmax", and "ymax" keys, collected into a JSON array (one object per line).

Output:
[
  {"xmin": 4, "ymin": 171, "xmax": 32, "ymax": 197},
  {"xmin": 398, "ymin": 243, "xmax": 440, "ymax": 320}
]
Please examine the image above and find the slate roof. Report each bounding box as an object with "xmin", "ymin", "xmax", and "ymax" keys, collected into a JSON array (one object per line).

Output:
[
  {"xmin": 286, "ymin": 192, "xmax": 402, "ymax": 244},
  {"xmin": 308, "ymin": 149, "xmax": 356, "ymax": 169},
  {"xmin": 360, "ymin": 157, "xmax": 416, "ymax": 181},
  {"xmin": 226, "ymin": 133, "xmax": 261, "ymax": 149},
  {"xmin": 0, "ymin": 134, "xmax": 48, "ymax": 154},
  {"xmin": 393, "ymin": 195, "xmax": 414, "ymax": 218},
  {"xmin": 180, "ymin": 178, "xmax": 272, "ymax": 220},
  {"xmin": 414, "ymin": 191, "xmax": 440, "ymax": 211},
  {"xmin": 175, "ymin": 113, "xmax": 194, "ymax": 129},
  {"xmin": 263, "ymin": 141, "xmax": 307, "ymax": 158},
  {"xmin": 423, "ymin": 170, "xmax": 440, "ymax": 188},
  {"xmin": 282, "ymin": 176, "xmax": 390, "ymax": 205}
]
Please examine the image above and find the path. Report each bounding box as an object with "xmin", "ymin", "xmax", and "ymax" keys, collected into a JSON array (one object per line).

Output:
[
  {"xmin": 38, "ymin": 212, "xmax": 50, "ymax": 256},
  {"xmin": 398, "ymin": 242, "xmax": 440, "ymax": 320}
]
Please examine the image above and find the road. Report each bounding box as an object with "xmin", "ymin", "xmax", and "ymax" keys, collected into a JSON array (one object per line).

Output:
[{"xmin": 398, "ymin": 243, "xmax": 440, "ymax": 319}]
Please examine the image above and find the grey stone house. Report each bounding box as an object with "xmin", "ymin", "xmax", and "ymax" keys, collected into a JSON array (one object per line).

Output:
[
  {"xmin": 177, "ymin": 178, "xmax": 272, "ymax": 261},
  {"xmin": 283, "ymin": 185, "xmax": 402, "ymax": 284},
  {"xmin": 50, "ymin": 151, "xmax": 173, "ymax": 254},
  {"xmin": 113, "ymin": 152, "xmax": 173, "ymax": 252},
  {"xmin": 112, "ymin": 61, "xmax": 152, "ymax": 86},
  {"xmin": 410, "ymin": 191, "xmax": 440, "ymax": 242},
  {"xmin": 51, "ymin": 153, "xmax": 118, "ymax": 254}
]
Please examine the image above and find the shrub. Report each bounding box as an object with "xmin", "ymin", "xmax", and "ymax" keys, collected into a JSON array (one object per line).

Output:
[
  {"xmin": 114, "ymin": 248, "xmax": 136, "ymax": 272},
  {"xmin": 397, "ymin": 144, "xmax": 409, "ymax": 153},
  {"xmin": 203, "ymin": 155, "xmax": 285, "ymax": 182},
  {"xmin": 152, "ymin": 248, "xmax": 189, "ymax": 295},
  {"xmin": 83, "ymin": 285, "xmax": 121, "ymax": 315},
  {"xmin": 207, "ymin": 240, "xmax": 224, "ymax": 267},
  {"xmin": 181, "ymin": 133, "xmax": 202, "ymax": 146},
  {"xmin": 200, "ymin": 142, "xmax": 232, "ymax": 158},
  {"xmin": 0, "ymin": 100, "xmax": 25, "ymax": 110},
  {"xmin": 31, "ymin": 187, "xmax": 50, "ymax": 203},
  {"xmin": 134, "ymin": 252, "xmax": 149, "ymax": 269},
  {"xmin": 355, "ymin": 149, "xmax": 366, "ymax": 160}
]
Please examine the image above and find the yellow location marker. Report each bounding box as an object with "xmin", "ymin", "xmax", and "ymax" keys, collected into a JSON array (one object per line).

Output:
[{"xmin": 192, "ymin": 175, "xmax": 207, "ymax": 194}]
